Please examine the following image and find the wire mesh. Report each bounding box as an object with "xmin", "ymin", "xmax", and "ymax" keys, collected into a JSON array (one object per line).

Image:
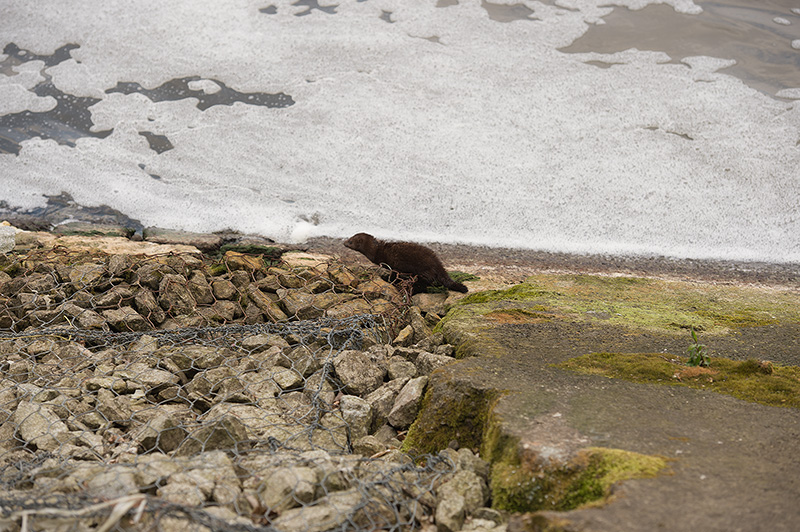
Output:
[{"xmin": 0, "ymin": 247, "xmax": 495, "ymax": 532}]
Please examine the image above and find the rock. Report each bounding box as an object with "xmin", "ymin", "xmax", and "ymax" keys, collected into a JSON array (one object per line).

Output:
[
  {"xmin": 257, "ymin": 466, "xmax": 320, "ymax": 513},
  {"xmin": 224, "ymin": 250, "xmax": 264, "ymax": 271},
  {"xmin": 134, "ymin": 412, "xmax": 187, "ymax": 453},
  {"xmin": 365, "ymin": 378, "xmax": 410, "ymax": 431},
  {"xmin": 134, "ymin": 287, "xmax": 166, "ymax": 324},
  {"xmin": 107, "ymin": 254, "xmax": 134, "ymax": 278},
  {"xmin": 101, "ymin": 306, "xmax": 149, "ymax": 332},
  {"xmin": 62, "ymin": 302, "xmax": 107, "ymax": 330},
  {"xmin": 188, "ymin": 271, "xmax": 214, "ymax": 305},
  {"xmin": 303, "ymin": 370, "xmax": 336, "ymax": 408},
  {"xmin": 95, "ymin": 388, "xmax": 134, "ymax": 426},
  {"xmin": 247, "ymin": 285, "xmax": 288, "ymax": 321},
  {"xmin": 388, "ymin": 376, "xmax": 428, "ymax": 429},
  {"xmin": 412, "ymin": 292, "xmax": 449, "ymax": 315},
  {"xmin": 333, "ymin": 350, "xmax": 386, "ymax": 396},
  {"xmin": 393, "ymin": 325, "xmax": 414, "ymax": 347},
  {"xmin": 158, "ymin": 471, "xmax": 213, "ymax": 506},
  {"xmin": 271, "ymin": 489, "xmax": 363, "ymax": 532},
  {"xmin": 94, "ymin": 285, "xmax": 135, "ymax": 307},
  {"xmin": 437, "ymin": 470, "xmax": 489, "ymax": 513},
  {"xmin": 13, "ymin": 400, "xmax": 71, "ymax": 451},
  {"xmin": 408, "ymin": 306, "xmax": 434, "ymax": 344},
  {"xmin": 240, "ymin": 333, "xmax": 290, "ymax": 352},
  {"xmin": 436, "ymin": 493, "xmax": 466, "ymax": 532},
  {"xmin": 278, "ymin": 345, "xmax": 321, "ymax": 377},
  {"xmin": 158, "ymin": 274, "xmax": 197, "ymax": 314},
  {"xmin": 85, "ymin": 468, "xmax": 140, "ymax": 498},
  {"xmin": 416, "ymin": 351, "xmax": 455, "ymax": 375},
  {"xmin": 457, "ymin": 448, "xmax": 491, "ymax": 480},
  {"xmin": 357, "ymin": 278, "xmax": 401, "ymax": 301},
  {"xmin": 339, "ymin": 395, "xmax": 372, "ymax": 442},
  {"xmin": 211, "ymin": 278, "xmax": 238, "ymax": 300},
  {"xmin": 174, "ymin": 415, "xmax": 249, "ymax": 457},
  {"xmin": 388, "ymin": 356, "xmax": 417, "ymax": 380},
  {"xmin": 160, "ymin": 345, "xmax": 229, "ymax": 371},
  {"xmin": 351, "ymin": 435, "xmax": 385, "ymax": 456},
  {"xmin": 143, "ymin": 227, "xmax": 224, "ymax": 251},
  {"xmin": 134, "ymin": 262, "xmax": 175, "ymax": 290},
  {"xmin": 67, "ymin": 263, "xmax": 106, "ymax": 290}
]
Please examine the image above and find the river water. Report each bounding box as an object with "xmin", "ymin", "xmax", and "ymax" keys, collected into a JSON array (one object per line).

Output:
[{"xmin": 0, "ymin": 0, "xmax": 798, "ymax": 263}]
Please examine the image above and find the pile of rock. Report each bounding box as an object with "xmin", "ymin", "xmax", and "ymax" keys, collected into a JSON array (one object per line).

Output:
[
  {"xmin": 0, "ymin": 248, "xmax": 408, "ymax": 332},
  {"xmin": 0, "ymin": 247, "xmax": 504, "ymax": 532}
]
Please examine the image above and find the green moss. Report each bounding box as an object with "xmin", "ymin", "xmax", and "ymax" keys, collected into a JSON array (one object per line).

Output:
[
  {"xmin": 402, "ymin": 376, "xmax": 499, "ymax": 454},
  {"xmin": 490, "ymin": 446, "xmax": 667, "ymax": 513},
  {"xmin": 557, "ymin": 353, "xmax": 800, "ymax": 408},
  {"xmin": 557, "ymin": 448, "xmax": 667, "ymax": 510},
  {"xmin": 208, "ymin": 263, "xmax": 228, "ymax": 276},
  {"xmin": 450, "ymin": 271, "xmax": 480, "ymax": 283},
  {"xmin": 449, "ymin": 274, "xmax": 800, "ymax": 335},
  {"xmin": 457, "ymin": 283, "xmax": 556, "ymax": 305}
]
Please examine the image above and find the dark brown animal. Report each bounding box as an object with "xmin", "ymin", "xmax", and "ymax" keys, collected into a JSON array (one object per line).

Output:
[{"xmin": 344, "ymin": 232, "xmax": 468, "ymax": 293}]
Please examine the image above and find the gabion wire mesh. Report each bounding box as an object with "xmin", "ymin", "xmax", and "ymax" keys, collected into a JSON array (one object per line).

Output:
[{"xmin": 0, "ymin": 247, "xmax": 492, "ymax": 532}]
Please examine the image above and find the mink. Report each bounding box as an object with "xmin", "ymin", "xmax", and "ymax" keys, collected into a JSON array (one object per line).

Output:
[{"xmin": 344, "ymin": 232, "xmax": 468, "ymax": 293}]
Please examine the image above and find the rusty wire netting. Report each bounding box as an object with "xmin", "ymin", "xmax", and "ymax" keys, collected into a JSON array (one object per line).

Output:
[{"xmin": 0, "ymin": 247, "xmax": 492, "ymax": 532}]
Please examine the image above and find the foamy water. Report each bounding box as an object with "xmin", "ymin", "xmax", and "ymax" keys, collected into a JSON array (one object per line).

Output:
[{"xmin": 1, "ymin": 0, "xmax": 798, "ymax": 263}]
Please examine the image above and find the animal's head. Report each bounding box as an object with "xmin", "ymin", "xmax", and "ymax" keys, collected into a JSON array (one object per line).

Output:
[{"xmin": 343, "ymin": 232, "xmax": 373, "ymax": 250}]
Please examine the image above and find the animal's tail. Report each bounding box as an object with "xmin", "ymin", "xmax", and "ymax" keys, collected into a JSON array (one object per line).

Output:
[{"xmin": 445, "ymin": 277, "xmax": 469, "ymax": 293}]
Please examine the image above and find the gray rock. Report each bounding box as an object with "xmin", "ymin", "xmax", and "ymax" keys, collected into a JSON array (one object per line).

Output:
[
  {"xmin": 437, "ymin": 470, "xmax": 489, "ymax": 513},
  {"xmin": 257, "ymin": 466, "xmax": 320, "ymax": 513},
  {"xmin": 68, "ymin": 263, "xmax": 106, "ymax": 290},
  {"xmin": 174, "ymin": 415, "xmax": 249, "ymax": 457},
  {"xmin": 189, "ymin": 270, "xmax": 214, "ymax": 305},
  {"xmin": 134, "ymin": 262, "xmax": 175, "ymax": 290},
  {"xmin": 134, "ymin": 412, "xmax": 188, "ymax": 453},
  {"xmin": 101, "ymin": 306, "xmax": 149, "ymax": 332},
  {"xmin": 240, "ymin": 333, "xmax": 290, "ymax": 352},
  {"xmin": 303, "ymin": 370, "xmax": 336, "ymax": 408},
  {"xmin": 387, "ymin": 376, "xmax": 428, "ymax": 429},
  {"xmin": 86, "ymin": 468, "xmax": 140, "ymax": 498},
  {"xmin": 160, "ymin": 345, "xmax": 228, "ymax": 371},
  {"xmin": 96, "ymin": 388, "xmax": 134, "ymax": 426},
  {"xmin": 392, "ymin": 325, "xmax": 414, "ymax": 347},
  {"xmin": 94, "ymin": 285, "xmax": 135, "ymax": 307},
  {"xmin": 134, "ymin": 287, "xmax": 166, "ymax": 324},
  {"xmin": 333, "ymin": 350, "xmax": 386, "ymax": 396},
  {"xmin": 159, "ymin": 274, "xmax": 197, "ymax": 314},
  {"xmin": 278, "ymin": 345, "xmax": 321, "ymax": 377},
  {"xmin": 13, "ymin": 400, "xmax": 71, "ymax": 451},
  {"xmin": 247, "ymin": 285, "xmax": 288, "ymax": 322},
  {"xmin": 388, "ymin": 356, "xmax": 417, "ymax": 380},
  {"xmin": 416, "ymin": 351, "xmax": 455, "ymax": 376},
  {"xmin": 143, "ymin": 227, "xmax": 223, "ymax": 251},
  {"xmin": 271, "ymin": 489, "xmax": 363, "ymax": 532},
  {"xmin": 351, "ymin": 435, "xmax": 385, "ymax": 456},
  {"xmin": 411, "ymin": 292, "xmax": 449, "ymax": 315},
  {"xmin": 62, "ymin": 302, "xmax": 107, "ymax": 330},
  {"xmin": 107, "ymin": 254, "xmax": 134, "ymax": 278},
  {"xmin": 339, "ymin": 395, "xmax": 372, "ymax": 442},
  {"xmin": 365, "ymin": 378, "xmax": 409, "ymax": 431},
  {"xmin": 211, "ymin": 278, "xmax": 238, "ymax": 300},
  {"xmin": 436, "ymin": 492, "xmax": 466, "ymax": 532},
  {"xmin": 408, "ymin": 306, "xmax": 434, "ymax": 344}
]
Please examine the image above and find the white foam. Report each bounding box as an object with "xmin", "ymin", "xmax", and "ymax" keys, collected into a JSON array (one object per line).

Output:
[{"xmin": 0, "ymin": 0, "xmax": 798, "ymax": 263}]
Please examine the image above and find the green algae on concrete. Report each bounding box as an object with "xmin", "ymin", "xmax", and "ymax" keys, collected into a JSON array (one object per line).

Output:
[
  {"xmin": 442, "ymin": 274, "xmax": 800, "ymax": 336},
  {"xmin": 557, "ymin": 352, "xmax": 800, "ymax": 408},
  {"xmin": 491, "ymin": 446, "xmax": 667, "ymax": 513}
]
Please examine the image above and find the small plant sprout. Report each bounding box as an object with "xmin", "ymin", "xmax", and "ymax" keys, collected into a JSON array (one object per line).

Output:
[{"xmin": 686, "ymin": 327, "xmax": 710, "ymax": 367}]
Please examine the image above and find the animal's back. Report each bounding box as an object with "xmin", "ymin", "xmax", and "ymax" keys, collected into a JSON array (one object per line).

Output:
[{"xmin": 345, "ymin": 233, "xmax": 467, "ymax": 293}]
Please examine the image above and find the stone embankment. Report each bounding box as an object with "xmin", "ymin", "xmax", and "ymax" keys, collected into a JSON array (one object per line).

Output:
[{"xmin": 0, "ymin": 225, "xmax": 499, "ymax": 532}]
